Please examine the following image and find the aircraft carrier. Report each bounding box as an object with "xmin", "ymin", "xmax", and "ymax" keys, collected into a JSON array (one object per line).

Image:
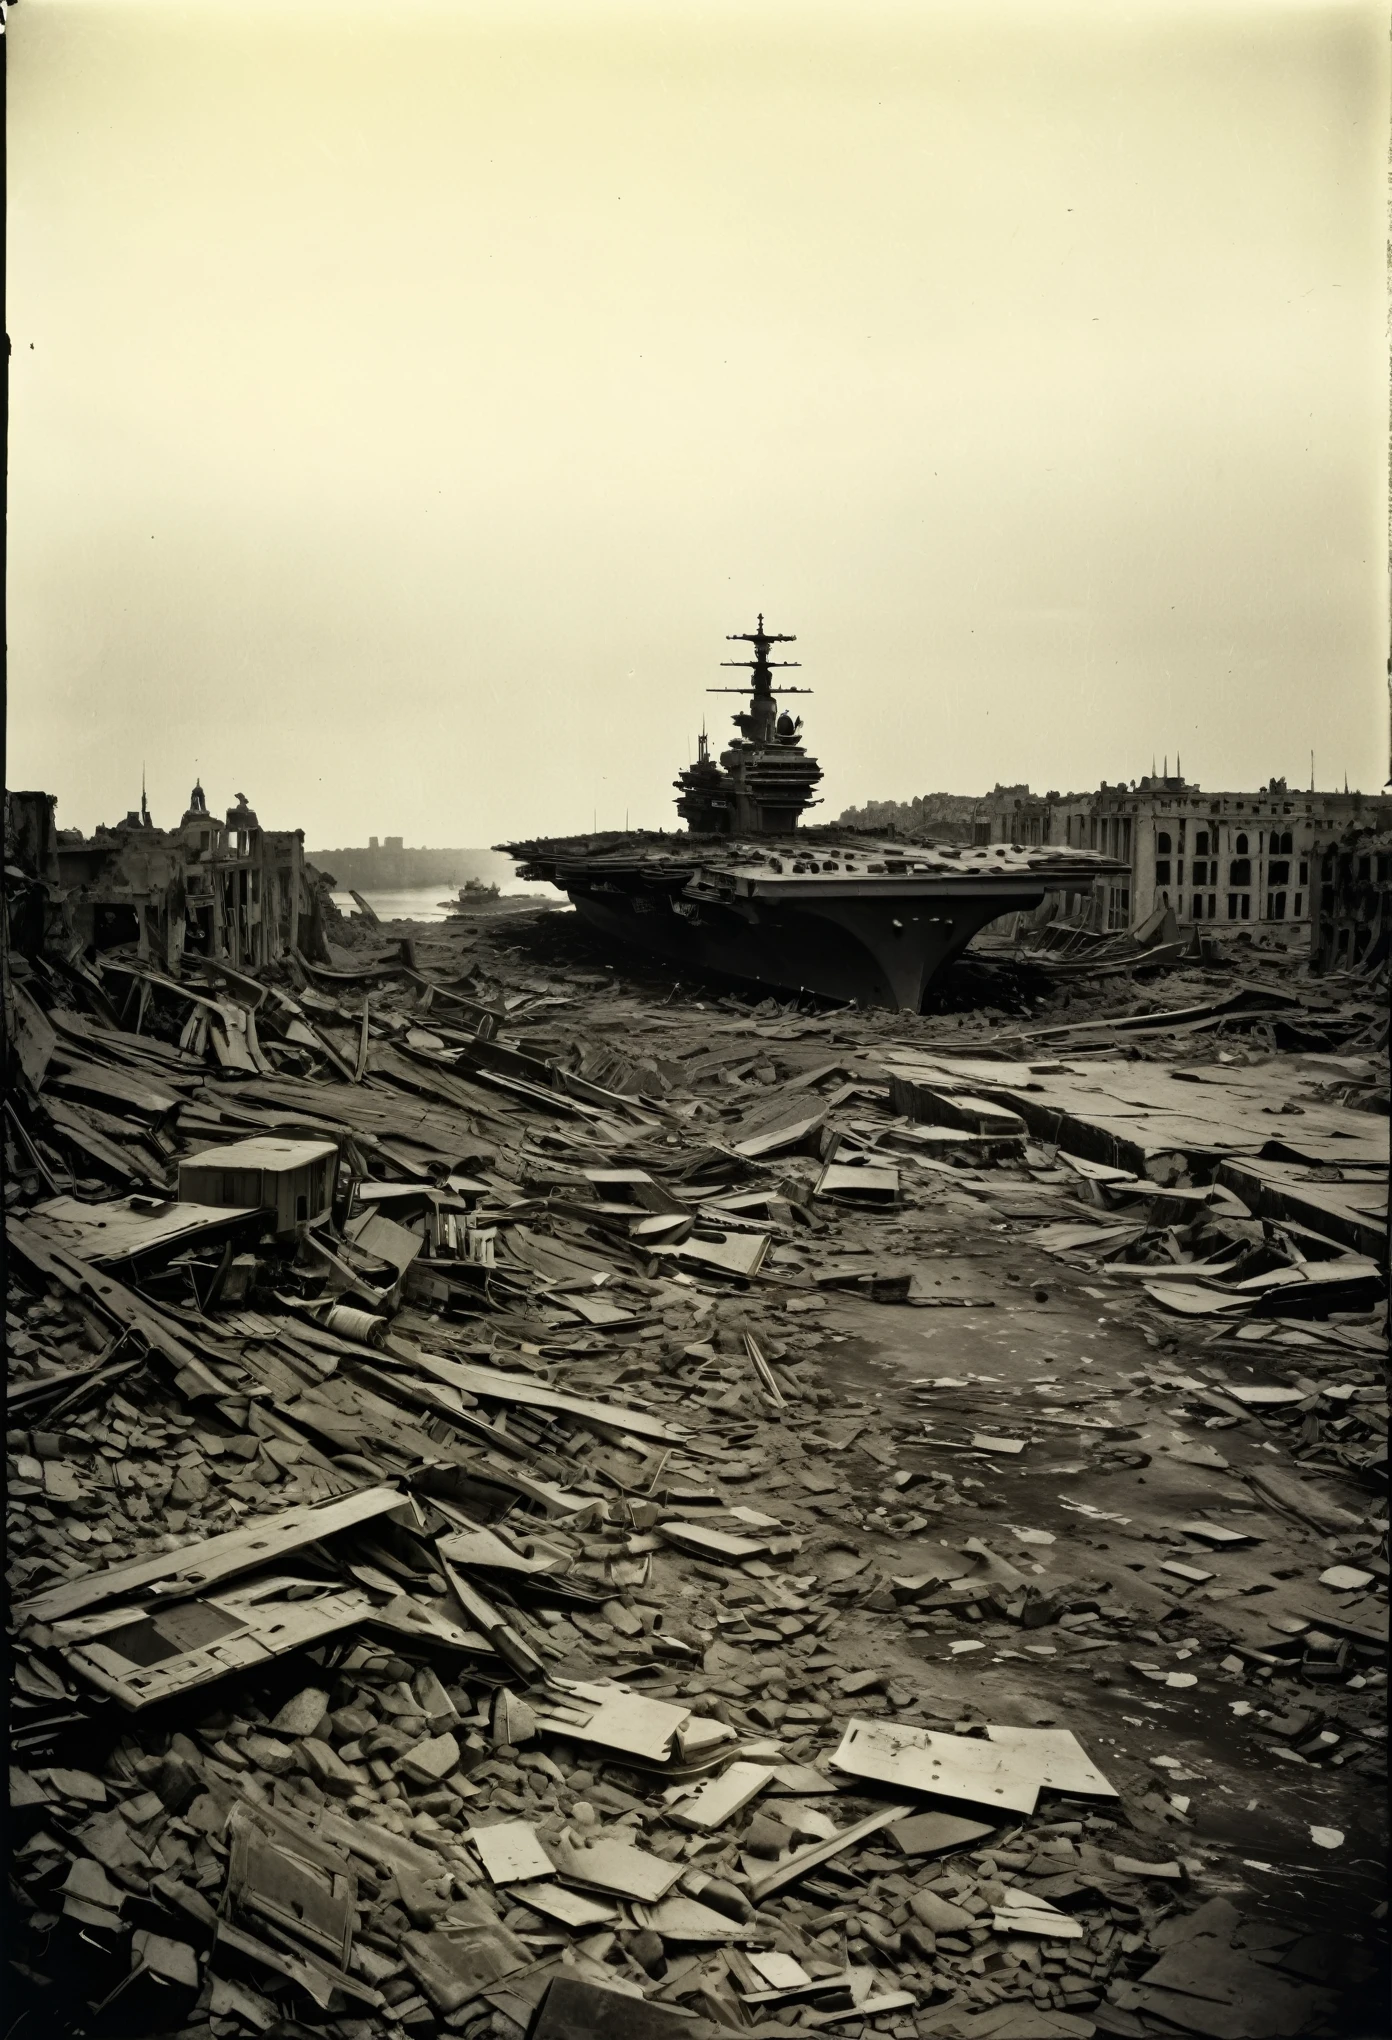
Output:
[{"xmin": 503, "ymin": 620, "xmax": 1126, "ymax": 1011}]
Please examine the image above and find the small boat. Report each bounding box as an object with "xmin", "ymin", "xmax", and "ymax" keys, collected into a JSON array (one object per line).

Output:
[
  {"xmin": 503, "ymin": 619, "xmax": 1125, "ymax": 1011},
  {"xmin": 441, "ymin": 879, "xmax": 561, "ymax": 920},
  {"xmin": 442, "ymin": 879, "xmax": 506, "ymax": 914}
]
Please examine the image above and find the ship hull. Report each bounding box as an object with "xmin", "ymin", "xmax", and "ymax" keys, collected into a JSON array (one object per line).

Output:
[
  {"xmin": 503, "ymin": 828, "xmax": 1125, "ymax": 1013},
  {"xmin": 565, "ymin": 880, "xmax": 1049, "ymax": 1011}
]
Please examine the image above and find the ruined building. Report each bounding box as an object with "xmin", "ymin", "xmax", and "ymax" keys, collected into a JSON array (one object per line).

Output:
[
  {"xmin": 3, "ymin": 784, "xmax": 338, "ymax": 972},
  {"xmin": 978, "ymin": 771, "xmax": 1391, "ymax": 954},
  {"xmin": 1313, "ymin": 819, "xmax": 1392, "ymax": 972}
]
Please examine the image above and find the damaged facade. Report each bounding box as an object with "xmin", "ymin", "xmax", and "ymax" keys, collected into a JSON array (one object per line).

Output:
[
  {"xmin": 5, "ymin": 784, "xmax": 340, "ymax": 976},
  {"xmin": 978, "ymin": 774, "xmax": 1390, "ymax": 953},
  {"xmin": 1313, "ymin": 821, "xmax": 1392, "ymax": 974}
]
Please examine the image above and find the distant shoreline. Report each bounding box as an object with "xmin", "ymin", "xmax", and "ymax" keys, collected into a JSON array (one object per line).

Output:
[{"xmin": 308, "ymin": 845, "xmax": 511, "ymax": 889}]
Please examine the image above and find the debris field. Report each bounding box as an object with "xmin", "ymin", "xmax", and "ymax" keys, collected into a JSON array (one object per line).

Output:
[{"xmin": 5, "ymin": 892, "xmax": 1388, "ymax": 2040}]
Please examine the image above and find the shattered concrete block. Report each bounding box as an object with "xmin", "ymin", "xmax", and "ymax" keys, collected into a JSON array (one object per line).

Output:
[
  {"xmin": 298, "ymin": 1737, "xmax": 363, "ymax": 1797},
  {"xmin": 271, "ymin": 1688, "xmax": 331, "ymax": 1739},
  {"xmin": 397, "ymin": 1732, "xmax": 461, "ymax": 1787}
]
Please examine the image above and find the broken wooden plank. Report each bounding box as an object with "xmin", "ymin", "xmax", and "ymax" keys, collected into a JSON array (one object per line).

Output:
[
  {"xmin": 384, "ymin": 1342, "xmax": 686, "ymax": 1445},
  {"xmin": 747, "ymin": 1802, "xmax": 915, "ymax": 1903}
]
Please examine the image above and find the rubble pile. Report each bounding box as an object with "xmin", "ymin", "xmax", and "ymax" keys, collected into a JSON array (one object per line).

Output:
[{"xmin": 3, "ymin": 888, "xmax": 1387, "ymax": 2040}]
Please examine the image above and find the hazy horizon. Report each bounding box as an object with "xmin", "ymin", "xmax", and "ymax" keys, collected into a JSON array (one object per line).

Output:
[{"xmin": 8, "ymin": 0, "xmax": 1388, "ymax": 846}]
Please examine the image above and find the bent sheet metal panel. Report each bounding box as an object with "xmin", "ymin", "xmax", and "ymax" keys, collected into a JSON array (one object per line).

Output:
[
  {"xmin": 16, "ymin": 1484, "xmax": 408, "ymax": 1624},
  {"xmin": 55, "ymin": 1577, "xmax": 374, "ymax": 1710},
  {"xmin": 546, "ymin": 1833, "xmax": 685, "ymax": 1903},
  {"xmin": 226, "ymin": 1805, "xmax": 357, "ymax": 1966},
  {"xmin": 28, "ymin": 1194, "xmax": 265, "ymax": 1267}
]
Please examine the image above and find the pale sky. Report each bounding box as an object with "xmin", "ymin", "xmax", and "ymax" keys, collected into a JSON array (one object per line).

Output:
[{"xmin": 8, "ymin": 0, "xmax": 1387, "ymax": 846}]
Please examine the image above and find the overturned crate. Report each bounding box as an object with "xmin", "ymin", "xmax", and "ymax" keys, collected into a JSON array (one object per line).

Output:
[{"xmin": 178, "ymin": 1137, "xmax": 338, "ymax": 1235}]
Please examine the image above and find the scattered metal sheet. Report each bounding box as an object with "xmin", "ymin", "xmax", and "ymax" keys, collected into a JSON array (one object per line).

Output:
[
  {"xmin": 675, "ymin": 1714, "xmax": 738, "ymax": 1763},
  {"xmin": 831, "ymin": 1719, "xmax": 1043, "ymax": 1816},
  {"xmin": 748, "ymin": 1802, "xmax": 916, "ymax": 1903},
  {"xmin": 1180, "ymin": 1522, "xmax": 1260, "ymax": 1548},
  {"xmin": 816, "ymin": 1162, "xmax": 900, "ymax": 1205},
  {"xmin": 316, "ymin": 1812, "xmax": 448, "ymax": 1885},
  {"xmin": 992, "ymin": 1890, "xmax": 1086, "ymax": 1940},
  {"xmin": 469, "ymin": 1820, "xmax": 556, "ymax": 1885},
  {"xmin": 530, "ymin": 1974, "xmax": 695, "ymax": 2040},
  {"xmin": 343, "ymin": 1207, "xmax": 425, "ymax": 1276},
  {"xmin": 389, "ymin": 1345, "xmax": 685, "ymax": 1445},
  {"xmin": 769, "ymin": 1763, "xmax": 839, "ymax": 1795},
  {"xmin": 658, "ymin": 1230, "xmax": 770, "ymax": 1278},
  {"xmin": 982, "ymin": 1726, "xmax": 1118, "ymax": 1800},
  {"xmin": 54, "ymin": 1578, "xmax": 374, "ymax": 1711},
  {"xmin": 400, "ymin": 1918, "xmax": 529, "ymax": 2015},
  {"xmin": 667, "ymin": 1761, "xmax": 775, "ymax": 1832},
  {"xmin": 27, "ymin": 1194, "xmax": 265, "ymax": 1270},
  {"xmin": 1318, "ymin": 1564, "xmax": 1375, "ymax": 1592},
  {"xmin": 733, "ymin": 1115, "xmax": 826, "ymax": 1159},
  {"xmin": 437, "ymin": 1555, "xmax": 546, "ymax": 1679},
  {"xmin": 435, "ymin": 1524, "xmax": 559, "ymax": 1576},
  {"xmin": 1142, "ymin": 1283, "xmax": 1251, "ymax": 1316},
  {"xmin": 750, "ymin": 1950, "xmax": 814, "ymax": 1989},
  {"xmin": 212, "ymin": 1916, "xmax": 381, "ymax": 2014},
  {"xmin": 562, "ymin": 1292, "xmax": 639, "ymax": 1327},
  {"xmin": 509, "ymin": 1883, "xmax": 617, "ymax": 1930},
  {"xmin": 547, "ymin": 1833, "xmax": 684, "ymax": 1903},
  {"xmin": 658, "ymin": 1520, "xmax": 769, "ymax": 1563},
  {"xmin": 813, "ymin": 1988, "xmax": 919, "ymax": 2025},
  {"xmin": 226, "ymin": 1816, "xmax": 356, "ymax": 1966},
  {"xmin": 1223, "ymin": 1384, "xmax": 1312, "ymax": 1407},
  {"xmin": 887, "ymin": 1811, "xmax": 997, "ymax": 1857},
  {"xmin": 637, "ymin": 1894, "xmax": 764, "ymax": 1943},
  {"xmin": 579, "ymin": 1689, "xmax": 690, "ymax": 1761}
]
